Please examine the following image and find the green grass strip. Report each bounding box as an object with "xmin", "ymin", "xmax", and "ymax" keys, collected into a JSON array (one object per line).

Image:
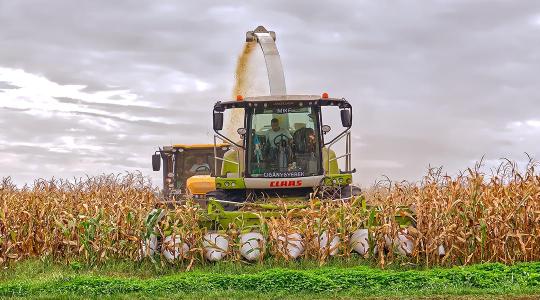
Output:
[{"xmin": 1, "ymin": 262, "xmax": 540, "ymax": 298}]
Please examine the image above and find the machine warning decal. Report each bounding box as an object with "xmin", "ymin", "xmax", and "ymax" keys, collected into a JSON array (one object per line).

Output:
[
  {"xmin": 263, "ymin": 171, "xmax": 305, "ymax": 178},
  {"xmin": 273, "ymin": 107, "xmax": 296, "ymax": 114},
  {"xmin": 270, "ymin": 180, "xmax": 303, "ymax": 187},
  {"xmin": 272, "ymin": 101, "xmax": 295, "ymax": 106},
  {"xmin": 272, "ymin": 107, "xmax": 308, "ymax": 114}
]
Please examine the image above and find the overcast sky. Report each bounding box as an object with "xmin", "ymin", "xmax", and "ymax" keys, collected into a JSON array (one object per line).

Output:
[{"xmin": 1, "ymin": 1, "xmax": 539, "ymax": 187}]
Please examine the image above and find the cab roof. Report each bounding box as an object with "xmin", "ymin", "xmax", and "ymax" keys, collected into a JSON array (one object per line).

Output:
[
  {"xmin": 244, "ymin": 95, "xmax": 322, "ymax": 101},
  {"xmin": 214, "ymin": 94, "xmax": 351, "ymax": 111},
  {"xmin": 168, "ymin": 143, "xmax": 228, "ymax": 150}
]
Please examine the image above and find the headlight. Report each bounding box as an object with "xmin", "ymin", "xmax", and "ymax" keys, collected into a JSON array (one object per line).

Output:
[
  {"xmin": 224, "ymin": 181, "xmax": 230, "ymax": 187},
  {"xmin": 338, "ymin": 178, "xmax": 344, "ymax": 184},
  {"xmin": 231, "ymin": 182, "xmax": 236, "ymax": 187}
]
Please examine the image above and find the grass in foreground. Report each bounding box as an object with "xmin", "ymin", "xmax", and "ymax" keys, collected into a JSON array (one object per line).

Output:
[{"xmin": 1, "ymin": 259, "xmax": 540, "ymax": 299}]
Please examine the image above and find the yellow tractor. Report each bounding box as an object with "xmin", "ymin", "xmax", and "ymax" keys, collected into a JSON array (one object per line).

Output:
[{"xmin": 152, "ymin": 144, "xmax": 230, "ymax": 201}]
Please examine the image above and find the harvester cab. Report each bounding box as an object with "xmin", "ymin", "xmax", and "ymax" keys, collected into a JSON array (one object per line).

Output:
[
  {"xmin": 152, "ymin": 144, "xmax": 230, "ymax": 201},
  {"xmin": 211, "ymin": 94, "xmax": 356, "ymax": 204}
]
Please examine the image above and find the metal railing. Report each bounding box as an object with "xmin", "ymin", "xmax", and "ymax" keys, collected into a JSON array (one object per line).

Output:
[
  {"xmin": 325, "ymin": 130, "xmax": 352, "ymax": 174},
  {"xmin": 214, "ymin": 134, "xmax": 241, "ymax": 177}
]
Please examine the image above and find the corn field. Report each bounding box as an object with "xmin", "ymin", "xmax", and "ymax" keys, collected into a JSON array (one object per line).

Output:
[
  {"xmin": 0, "ymin": 173, "xmax": 155, "ymax": 265},
  {"xmin": 0, "ymin": 160, "xmax": 539, "ymax": 268}
]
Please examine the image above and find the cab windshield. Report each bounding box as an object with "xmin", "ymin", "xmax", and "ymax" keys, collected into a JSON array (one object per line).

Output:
[
  {"xmin": 248, "ymin": 106, "xmax": 321, "ymax": 178},
  {"xmin": 174, "ymin": 151, "xmax": 213, "ymax": 189}
]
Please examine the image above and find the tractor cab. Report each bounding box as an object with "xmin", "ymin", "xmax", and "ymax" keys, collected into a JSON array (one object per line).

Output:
[{"xmin": 152, "ymin": 144, "xmax": 230, "ymax": 200}]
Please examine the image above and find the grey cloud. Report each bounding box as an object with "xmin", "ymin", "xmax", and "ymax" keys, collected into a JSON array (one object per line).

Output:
[
  {"xmin": 0, "ymin": 81, "xmax": 19, "ymax": 90},
  {"xmin": 0, "ymin": 0, "xmax": 539, "ymax": 186}
]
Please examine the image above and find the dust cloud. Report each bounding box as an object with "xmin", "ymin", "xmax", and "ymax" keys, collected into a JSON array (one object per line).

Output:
[{"xmin": 224, "ymin": 42, "xmax": 256, "ymax": 137}]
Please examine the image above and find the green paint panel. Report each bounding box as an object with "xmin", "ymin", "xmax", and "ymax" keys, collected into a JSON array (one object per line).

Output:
[
  {"xmin": 323, "ymin": 174, "xmax": 353, "ymax": 186},
  {"xmin": 215, "ymin": 177, "xmax": 246, "ymax": 189},
  {"xmin": 196, "ymin": 198, "xmax": 414, "ymax": 230}
]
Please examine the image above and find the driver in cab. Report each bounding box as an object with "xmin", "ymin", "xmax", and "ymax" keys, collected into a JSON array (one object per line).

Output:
[
  {"xmin": 188, "ymin": 157, "xmax": 210, "ymax": 175},
  {"xmin": 265, "ymin": 118, "xmax": 292, "ymax": 148}
]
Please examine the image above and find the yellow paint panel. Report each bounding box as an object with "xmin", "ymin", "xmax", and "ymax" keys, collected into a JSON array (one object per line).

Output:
[{"xmin": 186, "ymin": 175, "xmax": 216, "ymax": 195}]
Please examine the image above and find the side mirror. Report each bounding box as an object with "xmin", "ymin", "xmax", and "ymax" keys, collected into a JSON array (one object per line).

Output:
[
  {"xmin": 152, "ymin": 154, "xmax": 161, "ymax": 171},
  {"xmin": 237, "ymin": 128, "xmax": 246, "ymax": 139},
  {"xmin": 322, "ymin": 125, "xmax": 331, "ymax": 134},
  {"xmin": 341, "ymin": 109, "xmax": 352, "ymax": 127},
  {"xmin": 213, "ymin": 112, "xmax": 224, "ymax": 131}
]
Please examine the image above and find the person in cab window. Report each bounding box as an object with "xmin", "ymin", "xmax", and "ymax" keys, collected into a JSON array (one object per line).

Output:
[
  {"xmin": 264, "ymin": 118, "xmax": 293, "ymax": 168},
  {"xmin": 188, "ymin": 157, "xmax": 210, "ymax": 175},
  {"xmin": 265, "ymin": 118, "xmax": 292, "ymax": 148}
]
